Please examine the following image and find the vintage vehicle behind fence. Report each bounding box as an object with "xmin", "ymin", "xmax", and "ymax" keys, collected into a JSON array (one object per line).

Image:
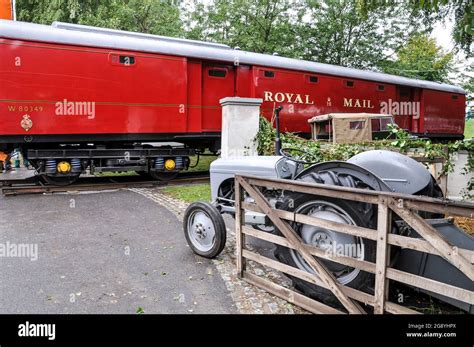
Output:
[{"xmin": 308, "ymin": 113, "xmax": 395, "ymax": 144}]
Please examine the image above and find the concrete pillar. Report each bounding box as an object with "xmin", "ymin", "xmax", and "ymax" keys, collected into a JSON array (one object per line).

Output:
[{"xmin": 219, "ymin": 97, "xmax": 262, "ymax": 158}]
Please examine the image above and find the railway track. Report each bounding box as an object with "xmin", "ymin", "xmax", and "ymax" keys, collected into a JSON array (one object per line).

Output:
[{"xmin": 0, "ymin": 171, "xmax": 209, "ymax": 196}]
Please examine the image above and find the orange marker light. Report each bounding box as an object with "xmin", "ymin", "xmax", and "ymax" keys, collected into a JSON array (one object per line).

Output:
[{"xmin": 0, "ymin": 0, "xmax": 13, "ymax": 20}]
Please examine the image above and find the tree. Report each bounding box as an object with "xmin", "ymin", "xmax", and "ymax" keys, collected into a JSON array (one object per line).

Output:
[
  {"xmin": 16, "ymin": 0, "xmax": 183, "ymax": 36},
  {"xmin": 184, "ymin": 0, "xmax": 302, "ymax": 57},
  {"xmin": 113, "ymin": 0, "xmax": 184, "ymax": 37},
  {"xmin": 296, "ymin": 0, "xmax": 423, "ymax": 70},
  {"xmin": 357, "ymin": 0, "xmax": 473, "ymax": 55},
  {"xmin": 462, "ymin": 63, "xmax": 474, "ymax": 117},
  {"xmin": 381, "ymin": 33, "xmax": 455, "ymax": 83}
]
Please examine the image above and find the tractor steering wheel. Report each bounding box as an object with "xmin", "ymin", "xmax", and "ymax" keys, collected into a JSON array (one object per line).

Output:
[{"xmin": 280, "ymin": 147, "xmax": 318, "ymax": 165}]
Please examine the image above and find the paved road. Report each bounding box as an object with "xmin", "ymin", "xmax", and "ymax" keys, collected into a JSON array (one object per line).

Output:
[{"xmin": 0, "ymin": 190, "xmax": 236, "ymax": 313}]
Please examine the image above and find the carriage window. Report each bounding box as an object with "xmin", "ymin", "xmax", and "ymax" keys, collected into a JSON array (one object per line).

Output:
[
  {"xmin": 308, "ymin": 75, "xmax": 318, "ymax": 83},
  {"xmin": 377, "ymin": 84, "xmax": 385, "ymax": 91},
  {"xmin": 349, "ymin": 121, "xmax": 365, "ymax": 129},
  {"xmin": 399, "ymin": 88, "xmax": 410, "ymax": 97},
  {"xmin": 264, "ymin": 70, "xmax": 275, "ymax": 78},
  {"xmin": 451, "ymin": 95, "xmax": 458, "ymax": 100},
  {"xmin": 119, "ymin": 55, "xmax": 135, "ymax": 65},
  {"xmin": 345, "ymin": 80, "xmax": 354, "ymax": 87},
  {"xmin": 208, "ymin": 69, "xmax": 227, "ymax": 78}
]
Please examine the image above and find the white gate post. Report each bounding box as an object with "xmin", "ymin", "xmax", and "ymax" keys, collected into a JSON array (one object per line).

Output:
[{"xmin": 219, "ymin": 97, "xmax": 262, "ymax": 158}]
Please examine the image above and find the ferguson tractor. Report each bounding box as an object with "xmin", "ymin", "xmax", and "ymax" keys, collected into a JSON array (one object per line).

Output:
[{"xmin": 183, "ymin": 111, "xmax": 474, "ymax": 312}]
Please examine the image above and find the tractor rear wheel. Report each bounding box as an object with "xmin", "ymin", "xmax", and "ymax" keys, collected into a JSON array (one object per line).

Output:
[{"xmin": 273, "ymin": 193, "xmax": 375, "ymax": 306}]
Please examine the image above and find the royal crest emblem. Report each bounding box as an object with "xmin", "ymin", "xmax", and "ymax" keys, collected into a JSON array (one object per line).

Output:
[{"xmin": 21, "ymin": 114, "xmax": 33, "ymax": 132}]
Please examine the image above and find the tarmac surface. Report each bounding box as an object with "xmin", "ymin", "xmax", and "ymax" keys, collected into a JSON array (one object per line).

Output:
[{"xmin": 0, "ymin": 189, "xmax": 236, "ymax": 314}]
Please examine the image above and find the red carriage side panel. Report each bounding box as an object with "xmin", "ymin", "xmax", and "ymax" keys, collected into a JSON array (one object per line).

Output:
[
  {"xmin": 253, "ymin": 67, "xmax": 319, "ymax": 133},
  {"xmin": 0, "ymin": 38, "xmax": 188, "ymax": 137},
  {"xmin": 201, "ymin": 64, "xmax": 235, "ymax": 132},
  {"xmin": 421, "ymin": 89, "xmax": 466, "ymax": 136},
  {"xmin": 235, "ymin": 64, "xmax": 252, "ymax": 97},
  {"xmin": 186, "ymin": 60, "xmax": 203, "ymax": 133},
  {"xmin": 394, "ymin": 86, "xmax": 414, "ymax": 131}
]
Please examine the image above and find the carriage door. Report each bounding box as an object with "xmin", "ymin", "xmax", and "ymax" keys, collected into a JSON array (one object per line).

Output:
[
  {"xmin": 201, "ymin": 64, "xmax": 235, "ymax": 131},
  {"xmin": 396, "ymin": 86, "xmax": 414, "ymax": 131}
]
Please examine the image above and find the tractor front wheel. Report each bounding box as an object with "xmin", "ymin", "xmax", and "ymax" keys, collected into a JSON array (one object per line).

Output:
[{"xmin": 183, "ymin": 201, "xmax": 226, "ymax": 258}]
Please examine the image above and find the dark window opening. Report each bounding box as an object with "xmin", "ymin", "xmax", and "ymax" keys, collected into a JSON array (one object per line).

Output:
[
  {"xmin": 399, "ymin": 88, "xmax": 410, "ymax": 97},
  {"xmin": 451, "ymin": 95, "xmax": 458, "ymax": 100},
  {"xmin": 264, "ymin": 70, "xmax": 275, "ymax": 78},
  {"xmin": 345, "ymin": 80, "xmax": 354, "ymax": 87},
  {"xmin": 119, "ymin": 55, "xmax": 135, "ymax": 65},
  {"xmin": 371, "ymin": 118, "xmax": 391, "ymax": 131},
  {"xmin": 377, "ymin": 84, "xmax": 385, "ymax": 91},
  {"xmin": 380, "ymin": 118, "xmax": 392, "ymax": 130},
  {"xmin": 349, "ymin": 120, "xmax": 365, "ymax": 129},
  {"xmin": 309, "ymin": 75, "xmax": 318, "ymax": 83},
  {"xmin": 208, "ymin": 69, "xmax": 227, "ymax": 78},
  {"xmin": 371, "ymin": 119, "xmax": 381, "ymax": 131}
]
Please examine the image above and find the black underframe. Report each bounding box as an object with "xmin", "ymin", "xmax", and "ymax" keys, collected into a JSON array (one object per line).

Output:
[{"xmin": 0, "ymin": 132, "xmax": 221, "ymax": 144}]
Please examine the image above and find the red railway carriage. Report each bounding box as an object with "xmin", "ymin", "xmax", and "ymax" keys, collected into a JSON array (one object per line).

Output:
[{"xmin": 0, "ymin": 20, "xmax": 466, "ymax": 183}]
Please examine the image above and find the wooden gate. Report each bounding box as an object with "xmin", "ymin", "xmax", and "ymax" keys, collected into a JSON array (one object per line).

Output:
[{"xmin": 234, "ymin": 175, "xmax": 474, "ymax": 314}]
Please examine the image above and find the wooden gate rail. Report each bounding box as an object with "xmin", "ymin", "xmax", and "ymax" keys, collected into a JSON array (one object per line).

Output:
[{"xmin": 234, "ymin": 174, "xmax": 474, "ymax": 314}]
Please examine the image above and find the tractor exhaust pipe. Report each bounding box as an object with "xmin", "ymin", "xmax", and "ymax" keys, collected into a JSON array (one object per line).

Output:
[{"xmin": 274, "ymin": 106, "xmax": 283, "ymax": 155}]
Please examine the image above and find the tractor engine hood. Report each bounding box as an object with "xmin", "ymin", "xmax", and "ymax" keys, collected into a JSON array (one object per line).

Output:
[
  {"xmin": 347, "ymin": 150, "xmax": 432, "ymax": 195},
  {"xmin": 211, "ymin": 156, "xmax": 284, "ymax": 178},
  {"xmin": 210, "ymin": 156, "xmax": 295, "ymax": 201}
]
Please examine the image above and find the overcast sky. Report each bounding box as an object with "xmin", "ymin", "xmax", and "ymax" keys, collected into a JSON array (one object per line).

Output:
[{"xmin": 432, "ymin": 17, "xmax": 472, "ymax": 83}]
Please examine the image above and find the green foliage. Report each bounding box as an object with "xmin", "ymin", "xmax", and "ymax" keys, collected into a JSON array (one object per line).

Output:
[
  {"xmin": 184, "ymin": 0, "xmax": 301, "ymax": 57},
  {"xmin": 298, "ymin": 0, "xmax": 420, "ymax": 70},
  {"xmin": 381, "ymin": 33, "xmax": 455, "ymax": 83},
  {"xmin": 187, "ymin": 153, "xmax": 217, "ymax": 173},
  {"xmin": 16, "ymin": 0, "xmax": 183, "ymax": 36},
  {"xmin": 357, "ymin": 0, "xmax": 473, "ymax": 55},
  {"xmin": 463, "ymin": 63, "xmax": 474, "ymax": 107},
  {"xmin": 465, "ymin": 120, "xmax": 474, "ymax": 139},
  {"xmin": 256, "ymin": 116, "xmax": 276, "ymax": 155}
]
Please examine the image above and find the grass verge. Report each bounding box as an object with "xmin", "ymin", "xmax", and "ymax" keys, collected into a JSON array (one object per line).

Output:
[
  {"xmin": 187, "ymin": 153, "xmax": 217, "ymax": 172},
  {"xmin": 464, "ymin": 120, "xmax": 473, "ymax": 139},
  {"xmin": 161, "ymin": 183, "xmax": 211, "ymax": 203}
]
